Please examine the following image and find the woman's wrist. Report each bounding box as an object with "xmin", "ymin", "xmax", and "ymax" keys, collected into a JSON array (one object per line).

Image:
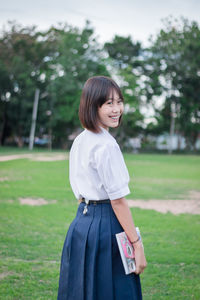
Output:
[
  {"xmin": 130, "ymin": 236, "xmax": 140, "ymax": 245},
  {"xmin": 130, "ymin": 237, "xmax": 142, "ymax": 249},
  {"xmin": 133, "ymin": 240, "xmax": 143, "ymax": 249}
]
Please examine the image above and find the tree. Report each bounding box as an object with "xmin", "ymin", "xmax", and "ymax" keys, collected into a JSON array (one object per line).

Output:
[
  {"xmin": 0, "ymin": 21, "xmax": 109, "ymax": 148},
  {"xmin": 104, "ymin": 35, "xmax": 141, "ymax": 69},
  {"xmin": 141, "ymin": 17, "xmax": 200, "ymax": 151},
  {"xmin": 0, "ymin": 21, "xmax": 51, "ymax": 146},
  {"xmin": 43, "ymin": 21, "xmax": 109, "ymax": 147}
]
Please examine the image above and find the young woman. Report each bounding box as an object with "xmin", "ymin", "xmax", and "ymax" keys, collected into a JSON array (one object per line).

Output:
[{"xmin": 57, "ymin": 76, "xmax": 147, "ymax": 300}]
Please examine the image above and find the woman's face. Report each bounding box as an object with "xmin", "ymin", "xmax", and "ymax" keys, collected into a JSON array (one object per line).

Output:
[{"xmin": 97, "ymin": 89, "xmax": 124, "ymax": 130}]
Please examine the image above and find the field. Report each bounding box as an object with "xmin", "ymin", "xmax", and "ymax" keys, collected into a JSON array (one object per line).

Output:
[{"xmin": 0, "ymin": 149, "xmax": 200, "ymax": 299}]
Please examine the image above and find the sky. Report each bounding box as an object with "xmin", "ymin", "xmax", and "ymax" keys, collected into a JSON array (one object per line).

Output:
[{"xmin": 0, "ymin": 0, "xmax": 200, "ymax": 46}]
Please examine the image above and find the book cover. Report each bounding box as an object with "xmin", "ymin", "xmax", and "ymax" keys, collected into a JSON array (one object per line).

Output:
[{"xmin": 115, "ymin": 227, "xmax": 142, "ymax": 275}]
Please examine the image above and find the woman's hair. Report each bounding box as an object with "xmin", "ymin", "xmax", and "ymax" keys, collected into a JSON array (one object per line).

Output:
[{"xmin": 79, "ymin": 76, "xmax": 124, "ymax": 133}]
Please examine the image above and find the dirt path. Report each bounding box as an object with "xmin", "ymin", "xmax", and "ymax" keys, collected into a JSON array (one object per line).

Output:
[
  {"xmin": 0, "ymin": 153, "xmax": 68, "ymax": 162},
  {"xmin": 17, "ymin": 194, "xmax": 200, "ymax": 215},
  {"xmin": 127, "ymin": 191, "xmax": 200, "ymax": 215},
  {"xmin": 19, "ymin": 197, "xmax": 57, "ymax": 206},
  {"xmin": 127, "ymin": 199, "xmax": 200, "ymax": 215}
]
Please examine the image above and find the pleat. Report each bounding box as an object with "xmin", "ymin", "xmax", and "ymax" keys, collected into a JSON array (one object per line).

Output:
[
  {"xmin": 96, "ymin": 203, "xmax": 114, "ymax": 300},
  {"xmin": 84, "ymin": 204, "xmax": 101, "ymax": 300},
  {"xmin": 57, "ymin": 207, "xmax": 82, "ymax": 300},
  {"xmin": 58, "ymin": 203, "xmax": 94, "ymax": 300},
  {"xmin": 66, "ymin": 204, "xmax": 95, "ymax": 300}
]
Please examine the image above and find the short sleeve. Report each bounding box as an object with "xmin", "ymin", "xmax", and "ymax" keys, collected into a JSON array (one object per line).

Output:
[{"xmin": 95, "ymin": 142, "xmax": 130, "ymax": 200}]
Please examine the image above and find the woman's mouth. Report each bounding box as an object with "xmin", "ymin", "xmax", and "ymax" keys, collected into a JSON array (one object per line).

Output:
[{"xmin": 109, "ymin": 115, "xmax": 120, "ymax": 120}]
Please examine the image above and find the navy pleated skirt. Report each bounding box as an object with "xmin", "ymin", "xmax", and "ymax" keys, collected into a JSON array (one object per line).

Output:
[{"xmin": 57, "ymin": 201, "xmax": 142, "ymax": 300}]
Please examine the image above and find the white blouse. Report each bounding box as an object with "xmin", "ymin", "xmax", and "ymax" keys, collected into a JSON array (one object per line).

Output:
[{"xmin": 69, "ymin": 127, "xmax": 130, "ymax": 201}]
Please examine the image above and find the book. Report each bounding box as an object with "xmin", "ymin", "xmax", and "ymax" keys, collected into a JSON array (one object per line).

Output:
[{"xmin": 115, "ymin": 227, "xmax": 142, "ymax": 275}]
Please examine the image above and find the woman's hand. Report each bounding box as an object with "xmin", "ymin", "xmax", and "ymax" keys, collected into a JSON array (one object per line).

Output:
[
  {"xmin": 134, "ymin": 241, "xmax": 147, "ymax": 274},
  {"xmin": 110, "ymin": 197, "xmax": 147, "ymax": 274}
]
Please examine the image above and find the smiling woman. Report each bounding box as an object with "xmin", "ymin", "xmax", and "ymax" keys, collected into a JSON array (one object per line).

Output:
[{"xmin": 57, "ymin": 76, "xmax": 146, "ymax": 300}]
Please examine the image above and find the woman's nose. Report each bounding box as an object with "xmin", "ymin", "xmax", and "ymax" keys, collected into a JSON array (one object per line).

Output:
[{"xmin": 112, "ymin": 105, "xmax": 120, "ymax": 113}]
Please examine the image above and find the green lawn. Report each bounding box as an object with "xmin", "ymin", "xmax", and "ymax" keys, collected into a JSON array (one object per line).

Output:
[{"xmin": 0, "ymin": 150, "xmax": 200, "ymax": 299}]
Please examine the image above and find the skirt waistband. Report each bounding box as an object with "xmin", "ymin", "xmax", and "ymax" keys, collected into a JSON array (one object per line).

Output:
[{"xmin": 80, "ymin": 198, "xmax": 110, "ymax": 205}]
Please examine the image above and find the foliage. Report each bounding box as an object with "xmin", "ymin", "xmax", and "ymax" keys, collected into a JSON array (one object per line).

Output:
[
  {"xmin": 45, "ymin": 21, "xmax": 109, "ymax": 147},
  {"xmin": 0, "ymin": 17, "xmax": 200, "ymax": 150},
  {"xmin": 141, "ymin": 17, "xmax": 200, "ymax": 150},
  {"xmin": 104, "ymin": 35, "xmax": 141, "ymax": 69},
  {"xmin": 0, "ymin": 22, "xmax": 49, "ymax": 146},
  {"xmin": 0, "ymin": 21, "xmax": 109, "ymax": 148}
]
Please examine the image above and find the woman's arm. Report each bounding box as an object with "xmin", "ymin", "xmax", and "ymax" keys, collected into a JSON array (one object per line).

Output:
[{"xmin": 111, "ymin": 197, "xmax": 147, "ymax": 275}]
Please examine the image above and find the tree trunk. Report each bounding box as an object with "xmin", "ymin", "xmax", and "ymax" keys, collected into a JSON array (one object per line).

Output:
[
  {"xmin": 168, "ymin": 102, "xmax": 176, "ymax": 154},
  {"xmin": 0, "ymin": 103, "xmax": 7, "ymax": 146},
  {"xmin": 48, "ymin": 127, "xmax": 52, "ymax": 150},
  {"xmin": 191, "ymin": 131, "xmax": 198, "ymax": 152},
  {"xmin": 29, "ymin": 88, "xmax": 40, "ymax": 150}
]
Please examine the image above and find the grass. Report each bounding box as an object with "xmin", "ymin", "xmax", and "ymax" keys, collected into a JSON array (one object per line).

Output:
[{"xmin": 0, "ymin": 148, "xmax": 200, "ymax": 299}]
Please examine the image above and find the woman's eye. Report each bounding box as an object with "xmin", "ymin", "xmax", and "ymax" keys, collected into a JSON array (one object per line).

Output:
[
  {"xmin": 118, "ymin": 99, "xmax": 123, "ymax": 103},
  {"xmin": 107, "ymin": 101, "xmax": 112, "ymax": 105}
]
